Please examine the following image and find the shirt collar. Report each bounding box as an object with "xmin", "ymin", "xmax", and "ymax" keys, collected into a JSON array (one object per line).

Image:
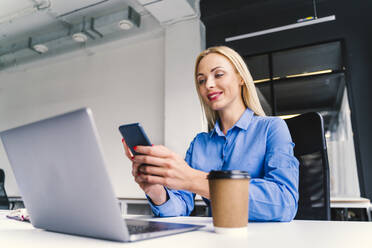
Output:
[
  {"xmin": 235, "ymin": 108, "xmax": 254, "ymax": 130},
  {"xmin": 209, "ymin": 108, "xmax": 254, "ymax": 137}
]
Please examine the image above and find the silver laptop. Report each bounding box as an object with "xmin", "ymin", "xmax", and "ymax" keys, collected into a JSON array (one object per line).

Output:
[{"xmin": 0, "ymin": 108, "xmax": 203, "ymax": 242}]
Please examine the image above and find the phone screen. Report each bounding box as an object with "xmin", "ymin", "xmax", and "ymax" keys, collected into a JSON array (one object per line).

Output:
[{"xmin": 118, "ymin": 123, "xmax": 151, "ymax": 155}]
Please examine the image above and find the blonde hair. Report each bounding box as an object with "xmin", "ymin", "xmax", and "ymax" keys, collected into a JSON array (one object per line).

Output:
[{"xmin": 194, "ymin": 46, "xmax": 266, "ymax": 131}]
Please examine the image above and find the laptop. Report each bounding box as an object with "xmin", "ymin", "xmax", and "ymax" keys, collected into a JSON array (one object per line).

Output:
[{"xmin": 0, "ymin": 108, "xmax": 204, "ymax": 242}]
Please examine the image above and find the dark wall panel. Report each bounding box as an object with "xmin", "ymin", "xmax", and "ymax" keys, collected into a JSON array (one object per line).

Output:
[{"xmin": 201, "ymin": 0, "xmax": 372, "ymax": 199}]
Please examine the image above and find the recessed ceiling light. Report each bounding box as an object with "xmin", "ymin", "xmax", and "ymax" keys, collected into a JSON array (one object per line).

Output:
[
  {"xmin": 118, "ymin": 20, "xmax": 133, "ymax": 30},
  {"xmin": 33, "ymin": 44, "xmax": 48, "ymax": 53},
  {"xmin": 72, "ymin": 33, "xmax": 88, "ymax": 43}
]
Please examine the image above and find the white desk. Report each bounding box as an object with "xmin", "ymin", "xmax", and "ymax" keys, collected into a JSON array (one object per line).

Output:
[
  {"xmin": 331, "ymin": 196, "xmax": 371, "ymax": 208},
  {"xmin": 1, "ymin": 210, "xmax": 372, "ymax": 248}
]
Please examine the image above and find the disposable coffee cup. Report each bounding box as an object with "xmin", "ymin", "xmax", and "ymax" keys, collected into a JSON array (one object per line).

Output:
[{"xmin": 207, "ymin": 170, "xmax": 250, "ymax": 234}]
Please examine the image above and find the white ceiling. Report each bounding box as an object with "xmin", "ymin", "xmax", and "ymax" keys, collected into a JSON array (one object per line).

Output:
[
  {"xmin": 0, "ymin": 0, "xmax": 198, "ymax": 42},
  {"xmin": 145, "ymin": 0, "xmax": 195, "ymax": 23},
  {"xmin": 0, "ymin": 0, "xmax": 149, "ymax": 41},
  {"xmin": 0, "ymin": 0, "xmax": 198, "ymax": 70},
  {"xmin": 0, "ymin": 0, "xmax": 33, "ymax": 17}
]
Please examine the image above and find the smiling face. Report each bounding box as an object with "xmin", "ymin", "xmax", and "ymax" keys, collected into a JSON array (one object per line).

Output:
[{"xmin": 196, "ymin": 53, "xmax": 245, "ymax": 113}]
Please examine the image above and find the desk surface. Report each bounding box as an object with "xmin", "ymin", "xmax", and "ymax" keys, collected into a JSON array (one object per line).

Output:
[
  {"xmin": 331, "ymin": 196, "xmax": 371, "ymax": 208},
  {"xmin": 1, "ymin": 211, "xmax": 372, "ymax": 248},
  {"xmin": 331, "ymin": 196, "xmax": 370, "ymax": 203}
]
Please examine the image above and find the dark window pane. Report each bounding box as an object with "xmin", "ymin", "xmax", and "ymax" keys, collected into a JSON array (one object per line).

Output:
[
  {"xmin": 245, "ymin": 54, "xmax": 269, "ymax": 81},
  {"xmin": 272, "ymin": 41, "xmax": 343, "ymax": 77},
  {"xmin": 255, "ymin": 84, "xmax": 272, "ymax": 115},
  {"xmin": 274, "ymin": 72, "xmax": 345, "ymax": 115}
]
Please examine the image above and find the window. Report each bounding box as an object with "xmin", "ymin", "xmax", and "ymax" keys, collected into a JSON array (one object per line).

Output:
[{"xmin": 245, "ymin": 41, "xmax": 360, "ymax": 197}]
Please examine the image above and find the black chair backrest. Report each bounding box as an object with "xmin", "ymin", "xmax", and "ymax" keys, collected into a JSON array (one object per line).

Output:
[
  {"xmin": 285, "ymin": 112, "xmax": 331, "ymax": 220},
  {"xmin": 0, "ymin": 169, "xmax": 10, "ymax": 210}
]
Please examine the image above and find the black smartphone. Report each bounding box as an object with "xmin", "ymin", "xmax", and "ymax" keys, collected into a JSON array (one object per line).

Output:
[{"xmin": 118, "ymin": 123, "xmax": 152, "ymax": 156}]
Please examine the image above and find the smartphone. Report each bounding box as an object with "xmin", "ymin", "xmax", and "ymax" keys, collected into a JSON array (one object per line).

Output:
[{"xmin": 118, "ymin": 123, "xmax": 152, "ymax": 156}]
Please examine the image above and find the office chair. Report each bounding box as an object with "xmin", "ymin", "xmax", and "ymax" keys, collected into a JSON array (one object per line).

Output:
[
  {"xmin": 0, "ymin": 168, "xmax": 10, "ymax": 210},
  {"xmin": 285, "ymin": 112, "xmax": 331, "ymax": 220}
]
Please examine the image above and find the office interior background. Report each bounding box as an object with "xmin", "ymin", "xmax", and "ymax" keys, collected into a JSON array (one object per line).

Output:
[{"xmin": 0, "ymin": 0, "xmax": 371, "ymax": 215}]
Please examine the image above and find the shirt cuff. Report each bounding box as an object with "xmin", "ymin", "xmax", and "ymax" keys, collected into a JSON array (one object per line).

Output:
[{"xmin": 146, "ymin": 187, "xmax": 176, "ymax": 217}]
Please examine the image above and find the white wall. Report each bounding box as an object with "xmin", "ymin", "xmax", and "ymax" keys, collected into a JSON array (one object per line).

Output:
[
  {"xmin": 0, "ymin": 15, "xmax": 205, "ymax": 199},
  {"xmin": 164, "ymin": 18, "xmax": 205, "ymax": 156},
  {"xmin": 0, "ymin": 30, "xmax": 165, "ymax": 198}
]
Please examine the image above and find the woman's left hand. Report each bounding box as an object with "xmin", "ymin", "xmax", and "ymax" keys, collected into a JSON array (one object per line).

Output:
[{"xmin": 132, "ymin": 145, "xmax": 207, "ymax": 194}]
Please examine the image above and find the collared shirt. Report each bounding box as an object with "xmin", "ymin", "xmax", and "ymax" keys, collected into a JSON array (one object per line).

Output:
[{"xmin": 148, "ymin": 108, "xmax": 299, "ymax": 222}]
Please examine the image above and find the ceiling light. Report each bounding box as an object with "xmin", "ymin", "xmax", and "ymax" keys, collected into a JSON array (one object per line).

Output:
[
  {"xmin": 278, "ymin": 114, "xmax": 300, "ymax": 120},
  {"xmin": 285, "ymin": 70, "xmax": 333, "ymax": 78},
  {"xmin": 33, "ymin": 44, "xmax": 48, "ymax": 54},
  {"xmin": 72, "ymin": 33, "xmax": 88, "ymax": 43},
  {"xmin": 226, "ymin": 15, "xmax": 336, "ymax": 42},
  {"xmin": 254, "ymin": 77, "xmax": 281, "ymax": 84},
  {"xmin": 226, "ymin": 0, "xmax": 335, "ymax": 42},
  {"xmin": 254, "ymin": 78, "xmax": 271, "ymax": 84},
  {"xmin": 118, "ymin": 20, "xmax": 133, "ymax": 30}
]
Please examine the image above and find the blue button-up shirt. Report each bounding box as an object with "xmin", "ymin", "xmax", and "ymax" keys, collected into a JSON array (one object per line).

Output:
[{"xmin": 148, "ymin": 108, "xmax": 299, "ymax": 222}]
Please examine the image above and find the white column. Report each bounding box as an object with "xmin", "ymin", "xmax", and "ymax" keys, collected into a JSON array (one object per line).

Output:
[{"xmin": 163, "ymin": 17, "xmax": 206, "ymax": 157}]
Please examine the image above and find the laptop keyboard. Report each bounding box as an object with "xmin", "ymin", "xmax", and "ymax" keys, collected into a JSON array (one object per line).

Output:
[
  {"xmin": 127, "ymin": 224, "xmax": 161, "ymax": 234},
  {"xmin": 124, "ymin": 219, "xmax": 195, "ymax": 235}
]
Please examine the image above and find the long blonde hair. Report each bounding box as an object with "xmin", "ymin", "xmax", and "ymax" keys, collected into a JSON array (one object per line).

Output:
[{"xmin": 194, "ymin": 46, "xmax": 266, "ymax": 131}]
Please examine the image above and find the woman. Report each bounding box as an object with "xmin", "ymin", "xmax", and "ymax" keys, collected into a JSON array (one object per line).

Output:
[{"xmin": 122, "ymin": 46, "xmax": 299, "ymax": 221}]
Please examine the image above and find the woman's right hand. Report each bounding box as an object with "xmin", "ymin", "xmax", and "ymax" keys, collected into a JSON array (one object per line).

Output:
[{"xmin": 121, "ymin": 138, "xmax": 167, "ymax": 205}]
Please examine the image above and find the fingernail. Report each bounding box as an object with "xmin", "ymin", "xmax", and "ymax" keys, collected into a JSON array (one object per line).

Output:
[
  {"xmin": 122, "ymin": 138, "xmax": 124, "ymax": 142},
  {"xmin": 151, "ymin": 144, "xmax": 154, "ymax": 146},
  {"xmin": 131, "ymin": 156, "xmax": 134, "ymax": 160},
  {"xmin": 133, "ymin": 146, "xmax": 137, "ymax": 150}
]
